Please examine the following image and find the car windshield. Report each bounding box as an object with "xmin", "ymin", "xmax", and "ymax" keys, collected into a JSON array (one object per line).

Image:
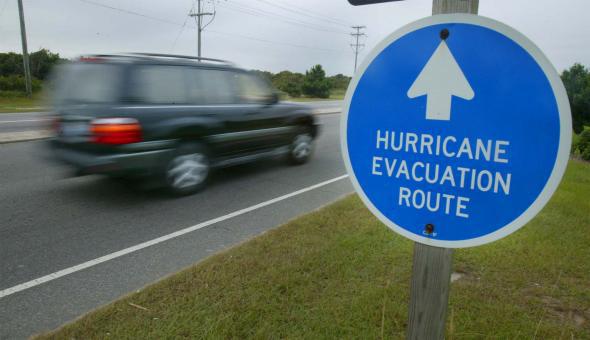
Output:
[{"xmin": 52, "ymin": 62, "xmax": 122, "ymax": 105}]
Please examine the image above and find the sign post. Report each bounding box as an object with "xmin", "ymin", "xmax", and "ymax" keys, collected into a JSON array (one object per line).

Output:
[
  {"xmin": 407, "ymin": 243, "xmax": 453, "ymax": 339},
  {"xmin": 342, "ymin": 0, "xmax": 571, "ymax": 338},
  {"xmin": 407, "ymin": 4, "xmax": 479, "ymax": 340}
]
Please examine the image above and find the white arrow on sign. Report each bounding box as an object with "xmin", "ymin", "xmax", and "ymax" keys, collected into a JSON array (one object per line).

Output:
[{"xmin": 407, "ymin": 40, "xmax": 474, "ymax": 121}]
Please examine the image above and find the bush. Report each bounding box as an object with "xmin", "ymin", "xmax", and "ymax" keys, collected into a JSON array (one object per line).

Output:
[
  {"xmin": 1, "ymin": 49, "xmax": 64, "ymax": 80},
  {"xmin": 302, "ymin": 65, "xmax": 330, "ymax": 98},
  {"xmin": 0, "ymin": 75, "xmax": 42, "ymax": 92},
  {"xmin": 272, "ymin": 71, "xmax": 304, "ymax": 98},
  {"xmin": 327, "ymin": 74, "xmax": 351, "ymax": 91},
  {"xmin": 561, "ymin": 64, "xmax": 590, "ymax": 134},
  {"xmin": 578, "ymin": 129, "xmax": 590, "ymax": 161}
]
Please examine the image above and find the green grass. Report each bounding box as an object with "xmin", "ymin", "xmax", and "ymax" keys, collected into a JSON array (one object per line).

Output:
[
  {"xmin": 36, "ymin": 160, "xmax": 590, "ymax": 339},
  {"xmin": 0, "ymin": 92, "xmax": 45, "ymax": 112}
]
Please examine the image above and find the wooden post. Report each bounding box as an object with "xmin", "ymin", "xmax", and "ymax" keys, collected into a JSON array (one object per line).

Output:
[
  {"xmin": 432, "ymin": 0, "xmax": 479, "ymax": 15},
  {"xmin": 406, "ymin": 1, "xmax": 478, "ymax": 339},
  {"xmin": 407, "ymin": 244, "xmax": 454, "ymax": 340}
]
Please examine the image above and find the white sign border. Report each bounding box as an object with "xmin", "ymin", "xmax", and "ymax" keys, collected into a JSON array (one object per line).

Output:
[{"xmin": 341, "ymin": 14, "xmax": 572, "ymax": 248}]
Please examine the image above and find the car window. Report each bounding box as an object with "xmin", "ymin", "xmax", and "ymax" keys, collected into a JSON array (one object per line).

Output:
[
  {"xmin": 53, "ymin": 62, "xmax": 122, "ymax": 104},
  {"xmin": 235, "ymin": 72, "xmax": 273, "ymax": 104},
  {"xmin": 130, "ymin": 65, "xmax": 188, "ymax": 104},
  {"xmin": 186, "ymin": 68, "xmax": 236, "ymax": 105}
]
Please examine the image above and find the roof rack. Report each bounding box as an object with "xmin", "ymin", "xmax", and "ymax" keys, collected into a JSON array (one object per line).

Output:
[
  {"xmin": 128, "ymin": 53, "xmax": 233, "ymax": 65},
  {"xmin": 78, "ymin": 53, "xmax": 235, "ymax": 67}
]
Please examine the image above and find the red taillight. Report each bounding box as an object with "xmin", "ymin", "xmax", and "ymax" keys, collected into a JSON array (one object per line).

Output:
[{"xmin": 90, "ymin": 118, "xmax": 142, "ymax": 145}]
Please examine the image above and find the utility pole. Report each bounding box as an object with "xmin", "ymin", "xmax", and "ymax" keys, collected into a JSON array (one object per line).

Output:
[
  {"xmin": 406, "ymin": 3, "xmax": 479, "ymax": 340},
  {"xmin": 17, "ymin": 0, "xmax": 32, "ymax": 97},
  {"xmin": 351, "ymin": 25, "xmax": 366, "ymax": 73},
  {"xmin": 189, "ymin": 0, "xmax": 214, "ymax": 58}
]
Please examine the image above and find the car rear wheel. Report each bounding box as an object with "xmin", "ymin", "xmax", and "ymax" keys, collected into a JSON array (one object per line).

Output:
[
  {"xmin": 288, "ymin": 132, "xmax": 313, "ymax": 165},
  {"xmin": 165, "ymin": 143, "xmax": 209, "ymax": 195}
]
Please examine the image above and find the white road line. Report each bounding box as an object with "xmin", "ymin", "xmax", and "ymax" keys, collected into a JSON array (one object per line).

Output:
[
  {"xmin": 0, "ymin": 174, "xmax": 350, "ymax": 299},
  {"xmin": 0, "ymin": 119, "xmax": 50, "ymax": 124}
]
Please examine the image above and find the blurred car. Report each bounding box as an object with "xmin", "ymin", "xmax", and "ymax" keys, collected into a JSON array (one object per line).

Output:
[{"xmin": 48, "ymin": 53, "xmax": 319, "ymax": 195}]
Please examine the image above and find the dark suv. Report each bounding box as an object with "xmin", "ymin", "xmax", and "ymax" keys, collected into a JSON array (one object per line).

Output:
[{"xmin": 48, "ymin": 53, "xmax": 319, "ymax": 195}]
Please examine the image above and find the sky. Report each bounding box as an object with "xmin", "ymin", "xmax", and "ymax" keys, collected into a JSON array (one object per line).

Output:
[{"xmin": 0, "ymin": 0, "xmax": 588, "ymax": 76}]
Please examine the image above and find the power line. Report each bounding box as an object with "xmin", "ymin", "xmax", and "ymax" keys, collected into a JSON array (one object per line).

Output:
[
  {"xmin": 351, "ymin": 25, "xmax": 366, "ymax": 73},
  {"xmin": 218, "ymin": 1, "xmax": 349, "ymax": 35},
  {"xmin": 170, "ymin": 2, "xmax": 194, "ymax": 52},
  {"xmin": 76, "ymin": 0, "xmax": 180, "ymax": 26},
  {"xmin": 275, "ymin": 0, "xmax": 354, "ymax": 27},
  {"xmin": 219, "ymin": 2, "xmax": 346, "ymax": 35},
  {"xmin": 207, "ymin": 29, "xmax": 348, "ymax": 53},
  {"xmin": 253, "ymin": 0, "xmax": 353, "ymax": 28},
  {"xmin": 72, "ymin": 0, "xmax": 349, "ymax": 55}
]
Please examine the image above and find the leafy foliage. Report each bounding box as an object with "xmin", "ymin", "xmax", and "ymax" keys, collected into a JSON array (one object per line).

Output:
[
  {"xmin": 0, "ymin": 75, "xmax": 42, "ymax": 92},
  {"xmin": 262, "ymin": 66, "xmax": 349, "ymax": 99},
  {"xmin": 272, "ymin": 71, "xmax": 304, "ymax": 97},
  {"xmin": 0, "ymin": 49, "xmax": 64, "ymax": 80},
  {"xmin": 561, "ymin": 63, "xmax": 590, "ymax": 134},
  {"xmin": 251, "ymin": 70, "xmax": 273, "ymax": 84},
  {"xmin": 0, "ymin": 49, "xmax": 64, "ymax": 93},
  {"xmin": 577, "ymin": 129, "xmax": 590, "ymax": 161},
  {"xmin": 302, "ymin": 64, "xmax": 331, "ymax": 98},
  {"xmin": 327, "ymin": 73, "xmax": 351, "ymax": 90}
]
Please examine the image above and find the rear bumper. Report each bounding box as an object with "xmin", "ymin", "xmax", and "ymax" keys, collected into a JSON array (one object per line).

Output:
[{"xmin": 48, "ymin": 139, "xmax": 174, "ymax": 176}]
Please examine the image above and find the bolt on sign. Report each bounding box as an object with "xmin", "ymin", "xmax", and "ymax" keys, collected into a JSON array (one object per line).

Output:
[{"xmin": 341, "ymin": 14, "xmax": 571, "ymax": 248}]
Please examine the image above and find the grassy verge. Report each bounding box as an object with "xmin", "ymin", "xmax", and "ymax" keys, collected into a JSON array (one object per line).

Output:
[
  {"xmin": 37, "ymin": 160, "xmax": 590, "ymax": 339},
  {"xmin": 0, "ymin": 92, "xmax": 45, "ymax": 113}
]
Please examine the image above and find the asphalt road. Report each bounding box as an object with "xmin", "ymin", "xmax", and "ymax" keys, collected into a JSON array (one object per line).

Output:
[
  {"xmin": 0, "ymin": 101, "xmax": 342, "ymax": 134},
  {"xmin": 0, "ymin": 113, "xmax": 352, "ymax": 339},
  {"xmin": 0, "ymin": 112, "xmax": 52, "ymax": 134}
]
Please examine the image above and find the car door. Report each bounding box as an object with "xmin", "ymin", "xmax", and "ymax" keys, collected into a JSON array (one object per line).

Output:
[
  {"xmin": 182, "ymin": 67, "xmax": 259, "ymax": 157},
  {"xmin": 232, "ymin": 71, "xmax": 291, "ymax": 150}
]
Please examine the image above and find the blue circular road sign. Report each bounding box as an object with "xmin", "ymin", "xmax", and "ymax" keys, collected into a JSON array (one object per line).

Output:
[{"xmin": 341, "ymin": 14, "xmax": 571, "ymax": 248}]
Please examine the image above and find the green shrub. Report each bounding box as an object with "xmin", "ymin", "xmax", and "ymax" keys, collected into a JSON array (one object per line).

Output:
[
  {"xmin": 0, "ymin": 75, "xmax": 42, "ymax": 92},
  {"xmin": 272, "ymin": 71, "xmax": 304, "ymax": 98},
  {"xmin": 572, "ymin": 134, "xmax": 580, "ymax": 155},
  {"xmin": 578, "ymin": 129, "xmax": 590, "ymax": 161},
  {"xmin": 302, "ymin": 65, "xmax": 330, "ymax": 98}
]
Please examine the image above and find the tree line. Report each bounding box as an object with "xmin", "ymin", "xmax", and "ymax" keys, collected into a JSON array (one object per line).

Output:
[
  {"xmin": 0, "ymin": 49, "xmax": 65, "ymax": 93},
  {"xmin": 253, "ymin": 64, "xmax": 350, "ymax": 99},
  {"xmin": 0, "ymin": 50, "xmax": 350, "ymax": 99}
]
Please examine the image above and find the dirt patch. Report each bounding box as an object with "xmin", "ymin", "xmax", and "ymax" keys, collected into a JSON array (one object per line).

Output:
[{"xmin": 540, "ymin": 296, "xmax": 588, "ymax": 327}]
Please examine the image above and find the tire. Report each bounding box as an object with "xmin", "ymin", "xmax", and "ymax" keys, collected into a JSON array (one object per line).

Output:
[
  {"xmin": 288, "ymin": 132, "xmax": 314, "ymax": 165},
  {"xmin": 164, "ymin": 143, "xmax": 210, "ymax": 195}
]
